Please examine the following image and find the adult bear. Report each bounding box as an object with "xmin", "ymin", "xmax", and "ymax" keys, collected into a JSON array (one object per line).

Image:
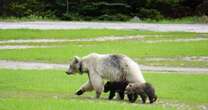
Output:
[{"xmin": 65, "ymin": 53, "xmax": 146, "ymax": 98}]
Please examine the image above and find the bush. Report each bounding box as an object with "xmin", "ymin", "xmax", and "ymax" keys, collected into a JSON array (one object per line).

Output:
[
  {"xmin": 196, "ymin": 1, "xmax": 208, "ymax": 16},
  {"xmin": 62, "ymin": 13, "xmax": 81, "ymax": 21},
  {"xmin": 195, "ymin": 15, "xmax": 208, "ymax": 23},
  {"xmin": 1, "ymin": 0, "xmax": 207, "ymax": 22},
  {"xmin": 138, "ymin": 8, "xmax": 163, "ymax": 20},
  {"xmin": 170, "ymin": 5, "xmax": 192, "ymax": 18},
  {"xmin": 129, "ymin": 16, "xmax": 142, "ymax": 22},
  {"xmin": 98, "ymin": 14, "xmax": 130, "ymax": 21}
]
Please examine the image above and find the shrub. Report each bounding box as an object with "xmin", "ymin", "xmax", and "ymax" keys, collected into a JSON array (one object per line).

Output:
[
  {"xmin": 98, "ymin": 14, "xmax": 130, "ymax": 21},
  {"xmin": 196, "ymin": 15, "xmax": 208, "ymax": 23},
  {"xmin": 62, "ymin": 13, "xmax": 81, "ymax": 21},
  {"xmin": 138, "ymin": 8, "xmax": 163, "ymax": 20},
  {"xmin": 196, "ymin": 1, "xmax": 208, "ymax": 16}
]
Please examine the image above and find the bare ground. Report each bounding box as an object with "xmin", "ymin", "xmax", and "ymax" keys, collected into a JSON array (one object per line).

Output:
[
  {"xmin": 0, "ymin": 60, "xmax": 207, "ymax": 74},
  {"xmin": 0, "ymin": 36, "xmax": 144, "ymax": 44},
  {"xmin": 0, "ymin": 45, "xmax": 57, "ymax": 49},
  {"xmin": 1, "ymin": 22, "xmax": 208, "ymax": 32},
  {"xmin": 1, "ymin": 36, "xmax": 208, "ymax": 44},
  {"xmin": 139, "ymin": 56, "xmax": 208, "ymax": 62}
]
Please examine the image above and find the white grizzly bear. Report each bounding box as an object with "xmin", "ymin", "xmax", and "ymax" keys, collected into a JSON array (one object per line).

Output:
[{"xmin": 65, "ymin": 53, "xmax": 146, "ymax": 98}]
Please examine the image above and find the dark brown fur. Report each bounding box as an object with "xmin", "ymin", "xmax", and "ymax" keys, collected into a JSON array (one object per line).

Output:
[
  {"xmin": 125, "ymin": 82, "xmax": 157, "ymax": 104},
  {"xmin": 104, "ymin": 81, "xmax": 128, "ymax": 100}
]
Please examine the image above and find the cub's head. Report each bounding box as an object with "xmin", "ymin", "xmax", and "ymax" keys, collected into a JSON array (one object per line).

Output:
[
  {"xmin": 143, "ymin": 83, "xmax": 157, "ymax": 103},
  {"xmin": 104, "ymin": 81, "xmax": 113, "ymax": 92},
  {"xmin": 65, "ymin": 56, "xmax": 81, "ymax": 75},
  {"xmin": 125, "ymin": 83, "xmax": 135, "ymax": 94}
]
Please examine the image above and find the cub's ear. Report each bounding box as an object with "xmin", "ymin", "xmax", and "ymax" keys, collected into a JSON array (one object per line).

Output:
[
  {"xmin": 106, "ymin": 81, "xmax": 111, "ymax": 85},
  {"xmin": 74, "ymin": 56, "xmax": 80, "ymax": 63},
  {"xmin": 128, "ymin": 84, "xmax": 133, "ymax": 87}
]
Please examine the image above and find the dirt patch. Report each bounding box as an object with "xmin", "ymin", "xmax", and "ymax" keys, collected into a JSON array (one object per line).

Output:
[
  {"xmin": 198, "ymin": 105, "xmax": 208, "ymax": 110},
  {"xmin": 140, "ymin": 56, "xmax": 208, "ymax": 62},
  {"xmin": 1, "ymin": 36, "xmax": 207, "ymax": 44},
  {"xmin": 0, "ymin": 60, "xmax": 67, "ymax": 70},
  {"xmin": 144, "ymin": 38, "xmax": 208, "ymax": 43},
  {"xmin": 0, "ymin": 45, "xmax": 57, "ymax": 49},
  {"xmin": 0, "ymin": 36, "xmax": 144, "ymax": 44},
  {"xmin": 0, "ymin": 60, "xmax": 207, "ymax": 73},
  {"xmin": 159, "ymin": 100, "xmax": 208, "ymax": 110},
  {"xmin": 140, "ymin": 65, "xmax": 208, "ymax": 73},
  {"xmin": 0, "ymin": 39, "xmax": 68, "ymax": 43}
]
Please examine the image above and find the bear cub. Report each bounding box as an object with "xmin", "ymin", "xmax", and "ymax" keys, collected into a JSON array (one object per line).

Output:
[
  {"xmin": 125, "ymin": 83, "xmax": 157, "ymax": 103},
  {"xmin": 104, "ymin": 81, "xmax": 128, "ymax": 100},
  {"xmin": 104, "ymin": 81, "xmax": 149, "ymax": 103}
]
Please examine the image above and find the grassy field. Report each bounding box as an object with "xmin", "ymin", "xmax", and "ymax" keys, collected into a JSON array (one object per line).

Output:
[
  {"xmin": 0, "ymin": 69, "xmax": 208, "ymax": 110},
  {"xmin": 0, "ymin": 29, "xmax": 198, "ymax": 40},
  {"xmin": 0, "ymin": 29, "xmax": 207, "ymax": 67},
  {"xmin": 0, "ymin": 29, "xmax": 208, "ymax": 110}
]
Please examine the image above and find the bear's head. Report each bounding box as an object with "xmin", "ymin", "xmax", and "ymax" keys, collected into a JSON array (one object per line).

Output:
[
  {"xmin": 65, "ymin": 56, "xmax": 82, "ymax": 75},
  {"xmin": 104, "ymin": 81, "xmax": 112, "ymax": 92}
]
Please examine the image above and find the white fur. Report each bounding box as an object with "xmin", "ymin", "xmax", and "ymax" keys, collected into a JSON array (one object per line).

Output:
[{"xmin": 70, "ymin": 53, "xmax": 146, "ymax": 98}]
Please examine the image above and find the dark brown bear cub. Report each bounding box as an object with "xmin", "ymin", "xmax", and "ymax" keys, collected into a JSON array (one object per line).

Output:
[
  {"xmin": 125, "ymin": 82, "xmax": 157, "ymax": 104},
  {"xmin": 104, "ymin": 81, "xmax": 146, "ymax": 103},
  {"xmin": 104, "ymin": 81, "xmax": 128, "ymax": 100}
]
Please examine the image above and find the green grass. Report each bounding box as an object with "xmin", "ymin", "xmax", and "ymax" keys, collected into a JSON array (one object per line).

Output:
[
  {"xmin": 0, "ymin": 29, "xmax": 208, "ymax": 110},
  {"xmin": 145, "ymin": 73, "xmax": 208, "ymax": 103},
  {"xmin": 0, "ymin": 29, "xmax": 145, "ymax": 40},
  {"xmin": 0, "ymin": 98, "xmax": 171, "ymax": 110},
  {"xmin": 0, "ymin": 29, "xmax": 199, "ymax": 40},
  {"xmin": 0, "ymin": 29, "xmax": 207, "ymax": 67},
  {"xmin": 0, "ymin": 69, "xmax": 207, "ymax": 110},
  {"xmin": 140, "ymin": 16, "xmax": 208, "ymax": 24},
  {"xmin": 0, "ymin": 40, "xmax": 207, "ymax": 63}
]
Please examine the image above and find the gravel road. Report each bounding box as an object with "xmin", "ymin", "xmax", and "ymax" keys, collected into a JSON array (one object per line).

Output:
[{"xmin": 0, "ymin": 21, "xmax": 208, "ymax": 32}]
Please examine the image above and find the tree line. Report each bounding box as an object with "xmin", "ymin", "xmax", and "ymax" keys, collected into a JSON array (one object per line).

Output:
[{"xmin": 0, "ymin": 0, "xmax": 207, "ymax": 21}]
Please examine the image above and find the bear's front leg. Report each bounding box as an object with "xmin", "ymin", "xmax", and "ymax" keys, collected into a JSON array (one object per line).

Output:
[
  {"xmin": 89, "ymin": 71, "xmax": 104, "ymax": 98},
  {"xmin": 76, "ymin": 80, "xmax": 93, "ymax": 95}
]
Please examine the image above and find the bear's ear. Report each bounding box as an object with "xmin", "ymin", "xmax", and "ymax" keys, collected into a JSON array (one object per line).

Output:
[{"xmin": 74, "ymin": 56, "xmax": 80, "ymax": 63}]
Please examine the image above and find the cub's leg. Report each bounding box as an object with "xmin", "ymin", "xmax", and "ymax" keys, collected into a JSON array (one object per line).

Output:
[
  {"xmin": 128, "ymin": 93, "xmax": 138, "ymax": 103},
  {"xmin": 118, "ymin": 91, "xmax": 125, "ymax": 100},
  {"xmin": 139, "ymin": 93, "xmax": 147, "ymax": 103},
  {"xmin": 109, "ymin": 91, "xmax": 115, "ymax": 100}
]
